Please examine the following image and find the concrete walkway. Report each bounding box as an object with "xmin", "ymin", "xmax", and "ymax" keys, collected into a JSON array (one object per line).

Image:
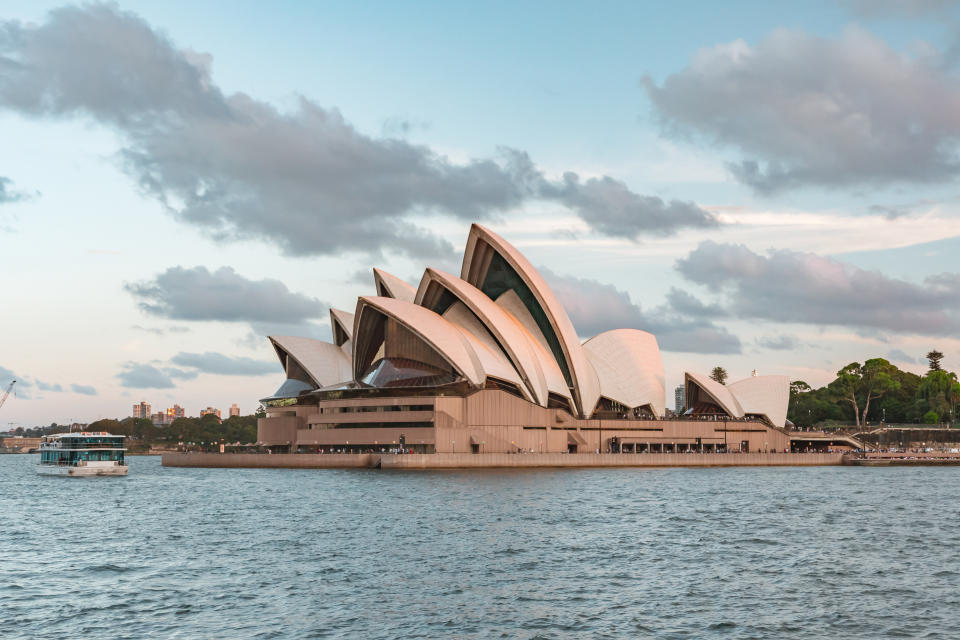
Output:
[{"xmin": 162, "ymin": 451, "xmax": 845, "ymax": 469}]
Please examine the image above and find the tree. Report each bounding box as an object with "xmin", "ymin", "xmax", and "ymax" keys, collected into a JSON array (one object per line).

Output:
[
  {"xmin": 917, "ymin": 369, "xmax": 960, "ymax": 426},
  {"xmin": 832, "ymin": 359, "xmax": 900, "ymax": 428},
  {"xmin": 923, "ymin": 410, "xmax": 939, "ymax": 425},
  {"xmin": 834, "ymin": 362, "xmax": 865, "ymax": 428},
  {"xmin": 859, "ymin": 359, "xmax": 900, "ymax": 427},
  {"xmin": 254, "ymin": 404, "xmax": 266, "ymax": 418},
  {"xmin": 926, "ymin": 350, "xmax": 944, "ymax": 372},
  {"xmin": 709, "ymin": 366, "xmax": 728, "ymax": 385}
]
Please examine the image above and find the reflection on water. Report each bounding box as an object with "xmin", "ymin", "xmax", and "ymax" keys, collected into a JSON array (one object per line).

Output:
[{"xmin": 1, "ymin": 455, "xmax": 958, "ymax": 639}]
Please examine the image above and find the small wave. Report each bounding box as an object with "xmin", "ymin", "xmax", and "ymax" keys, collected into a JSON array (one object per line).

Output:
[
  {"xmin": 708, "ymin": 621, "xmax": 737, "ymax": 630},
  {"xmin": 85, "ymin": 564, "xmax": 130, "ymax": 574}
]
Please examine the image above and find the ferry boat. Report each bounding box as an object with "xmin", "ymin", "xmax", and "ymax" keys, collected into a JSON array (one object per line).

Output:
[{"xmin": 36, "ymin": 432, "xmax": 128, "ymax": 476}]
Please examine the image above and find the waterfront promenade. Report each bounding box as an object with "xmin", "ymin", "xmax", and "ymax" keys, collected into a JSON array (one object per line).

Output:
[{"xmin": 162, "ymin": 451, "xmax": 846, "ymax": 469}]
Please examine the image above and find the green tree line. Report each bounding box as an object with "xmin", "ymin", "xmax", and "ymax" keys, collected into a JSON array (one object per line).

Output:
[
  {"xmin": 12, "ymin": 414, "xmax": 261, "ymax": 450},
  {"xmin": 788, "ymin": 351, "xmax": 960, "ymax": 428}
]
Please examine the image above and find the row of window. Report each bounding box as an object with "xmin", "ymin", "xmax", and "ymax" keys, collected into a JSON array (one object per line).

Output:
[{"xmin": 321, "ymin": 404, "xmax": 433, "ymax": 414}]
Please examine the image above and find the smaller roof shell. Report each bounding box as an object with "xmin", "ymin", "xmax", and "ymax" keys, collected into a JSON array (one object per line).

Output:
[
  {"xmin": 373, "ymin": 268, "xmax": 417, "ymax": 302},
  {"xmin": 269, "ymin": 336, "xmax": 352, "ymax": 388},
  {"xmin": 684, "ymin": 371, "xmax": 743, "ymax": 418},
  {"xmin": 727, "ymin": 375, "xmax": 790, "ymax": 428},
  {"xmin": 329, "ymin": 308, "xmax": 354, "ymax": 342},
  {"xmin": 353, "ymin": 296, "xmax": 515, "ymax": 387},
  {"xmin": 583, "ymin": 329, "xmax": 665, "ymax": 417}
]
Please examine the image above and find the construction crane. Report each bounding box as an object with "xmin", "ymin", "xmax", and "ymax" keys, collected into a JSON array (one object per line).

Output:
[{"xmin": 0, "ymin": 380, "xmax": 15, "ymax": 411}]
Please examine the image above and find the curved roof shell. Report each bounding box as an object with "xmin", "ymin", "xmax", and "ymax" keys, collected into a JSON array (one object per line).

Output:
[
  {"xmin": 268, "ymin": 335, "xmax": 352, "ymax": 388},
  {"xmin": 684, "ymin": 371, "xmax": 743, "ymax": 418},
  {"xmin": 583, "ymin": 329, "xmax": 665, "ymax": 417},
  {"xmin": 727, "ymin": 375, "xmax": 790, "ymax": 428},
  {"xmin": 329, "ymin": 308, "xmax": 354, "ymax": 345},
  {"xmin": 352, "ymin": 296, "xmax": 522, "ymax": 390},
  {"xmin": 460, "ymin": 223, "xmax": 599, "ymax": 417},
  {"xmin": 415, "ymin": 268, "xmax": 570, "ymax": 406},
  {"xmin": 373, "ymin": 268, "xmax": 417, "ymax": 302}
]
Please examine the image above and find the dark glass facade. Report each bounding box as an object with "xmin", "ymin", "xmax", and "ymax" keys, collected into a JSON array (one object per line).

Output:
[{"xmin": 479, "ymin": 252, "xmax": 573, "ymax": 390}]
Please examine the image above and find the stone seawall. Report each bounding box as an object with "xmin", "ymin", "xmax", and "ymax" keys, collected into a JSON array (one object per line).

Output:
[
  {"xmin": 161, "ymin": 452, "xmax": 374, "ymax": 468},
  {"xmin": 162, "ymin": 451, "xmax": 845, "ymax": 469},
  {"xmin": 381, "ymin": 452, "xmax": 845, "ymax": 469}
]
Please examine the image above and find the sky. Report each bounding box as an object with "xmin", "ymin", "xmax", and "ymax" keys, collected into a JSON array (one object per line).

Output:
[{"xmin": 2, "ymin": 0, "xmax": 960, "ymax": 426}]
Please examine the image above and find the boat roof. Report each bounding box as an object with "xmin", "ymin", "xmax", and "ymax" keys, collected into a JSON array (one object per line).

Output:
[{"xmin": 46, "ymin": 431, "xmax": 125, "ymax": 439}]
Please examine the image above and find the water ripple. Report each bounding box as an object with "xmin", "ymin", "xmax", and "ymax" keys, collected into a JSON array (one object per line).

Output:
[{"xmin": 1, "ymin": 457, "xmax": 958, "ymax": 639}]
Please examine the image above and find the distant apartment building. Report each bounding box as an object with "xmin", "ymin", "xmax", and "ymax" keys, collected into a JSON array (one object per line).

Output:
[
  {"xmin": 200, "ymin": 407, "xmax": 222, "ymax": 420},
  {"xmin": 133, "ymin": 401, "xmax": 151, "ymax": 419},
  {"xmin": 167, "ymin": 404, "xmax": 185, "ymax": 420},
  {"xmin": 674, "ymin": 385, "xmax": 685, "ymax": 414},
  {"xmin": 229, "ymin": 403, "xmax": 240, "ymax": 418}
]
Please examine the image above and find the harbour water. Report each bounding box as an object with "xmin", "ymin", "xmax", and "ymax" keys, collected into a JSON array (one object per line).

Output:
[{"xmin": 1, "ymin": 455, "xmax": 958, "ymax": 639}]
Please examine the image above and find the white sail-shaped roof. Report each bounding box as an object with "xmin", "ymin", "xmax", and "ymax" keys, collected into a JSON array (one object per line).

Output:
[
  {"xmin": 461, "ymin": 224, "xmax": 599, "ymax": 418},
  {"xmin": 352, "ymin": 296, "xmax": 523, "ymax": 390},
  {"xmin": 727, "ymin": 375, "xmax": 790, "ymax": 428},
  {"xmin": 684, "ymin": 371, "xmax": 743, "ymax": 418},
  {"xmin": 268, "ymin": 336, "xmax": 352, "ymax": 388},
  {"xmin": 373, "ymin": 268, "xmax": 417, "ymax": 302},
  {"xmin": 329, "ymin": 308, "xmax": 354, "ymax": 343},
  {"xmin": 414, "ymin": 268, "xmax": 571, "ymax": 406},
  {"xmin": 583, "ymin": 329, "xmax": 665, "ymax": 417}
]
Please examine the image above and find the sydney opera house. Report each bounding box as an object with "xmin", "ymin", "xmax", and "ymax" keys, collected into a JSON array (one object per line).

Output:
[{"xmin": 258, "ymin": 224, "xmax": 846, "ymax": 454}]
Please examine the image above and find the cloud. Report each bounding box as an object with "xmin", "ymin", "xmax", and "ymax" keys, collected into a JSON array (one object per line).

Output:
[
  {"xmin": 541, "ymin": 268, "xmax": 741, "ymax": 354},
  {"xmin": 676, "ymin": 241, "xmax": 960, "ymax": 335},
  {"xmin": 125, "ymin": 265, "xmax": 327, "ymax": 323},
  {"xmin": 887, "ymin": 348, "xmax": 917, "ymax": 363},
  {"xmin": 643, "ymin": 27, "xmax": 960, "ymax": 192},
  {"xmin": 664, "ymin": 287, "xmax": 728, "ymax": 318},
  {"xmin": 70, "ymin": 383, "xmax": 97, "ymax": 396},
  {"xmin": 0, "ymin": 5, "xmax": 715, "ymax": 259},
  {"xmin": 0, "ymin": 176, "xmax": 28, "ymax": 204},
  {"xmin": 116, "ymin": 363, "xmax": 176, "ymax": 389},
  {"xmin": 0, "ymin": 367, "xmax": 31, "ymax": 399},
  {"xmin": 131, "ymin": 324, "xmax": 190, "ymax": 335},
  {"xmin": 35, "ymin": 380, "xmax": 64, "ymax": 392},
  {"xmin": 163, "ymin": 367, "xmax": 198, "ymax": 381},
  {"xmin": 756, "ymin": 335, "xmax": 801, "ymax": 350},
  {"xmin": 535, "ymin": 168, "xmax": 717, "ymax": 239},
  {"xmin": 170, "ymin": 351, "xmax": 276, "ymax": 376}
]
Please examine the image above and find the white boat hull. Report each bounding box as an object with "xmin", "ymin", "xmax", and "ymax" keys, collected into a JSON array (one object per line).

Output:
[{"xmin": 36, "ymin": 462, "xmax": 128, "ymax": 477}]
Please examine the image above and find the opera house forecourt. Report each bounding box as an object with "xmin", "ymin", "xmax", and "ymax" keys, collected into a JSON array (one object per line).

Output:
[{"xmin": 254, "ymin": 224, "xmax": 860, "ymax": 460}]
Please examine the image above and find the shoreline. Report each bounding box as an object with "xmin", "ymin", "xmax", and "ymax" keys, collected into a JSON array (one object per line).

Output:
[{"xmin": 162, "ymin": 451, "xmax": 848, "ymax": 469}]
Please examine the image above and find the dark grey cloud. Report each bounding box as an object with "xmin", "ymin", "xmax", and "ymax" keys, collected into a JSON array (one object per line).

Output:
[
  {"xmin": 676, "ymin": 241, "xmax": 960, "ymax": 335},
  {"xmin": 664, "ymin": 287, "xmax": 728, "ymax": 319},
  {"xmin": 644, "ymin": 27, "xmax": 960, "ymax": 192},
  {"xmin": 170, "ymin": 351, "xmax": 276, "ymax": 376},
  {"xmin": 164, "ymin": 367, "xmax": 198, "ymax": 381},
  {"xmin": 116, "ymin": 363, "xmax": 176, "ymax": 389},
  {"xmin": 756, "ymin": 335, "xmax": 801, "ymax": 351},
  {"xmin": 0, "ymin": 5, "xmax": 715, "ymax": 258},
  {"xmin": 126, "ymin": 265, "xmax": 327, "ymax": 323},
  {"xmin": 70, "ymin": 383, "xmax": 97, "ymax": 396},
  {"xmin": 541, "ymin": 268, "xmax": 741, "ymax": 354},
  {"xmin": 535, "ymin": 168, "xmax": 717, "ymax": 239},
  {"xmin": 887, "ymin": 348, "xmax": 917, "ymax": 363}
]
